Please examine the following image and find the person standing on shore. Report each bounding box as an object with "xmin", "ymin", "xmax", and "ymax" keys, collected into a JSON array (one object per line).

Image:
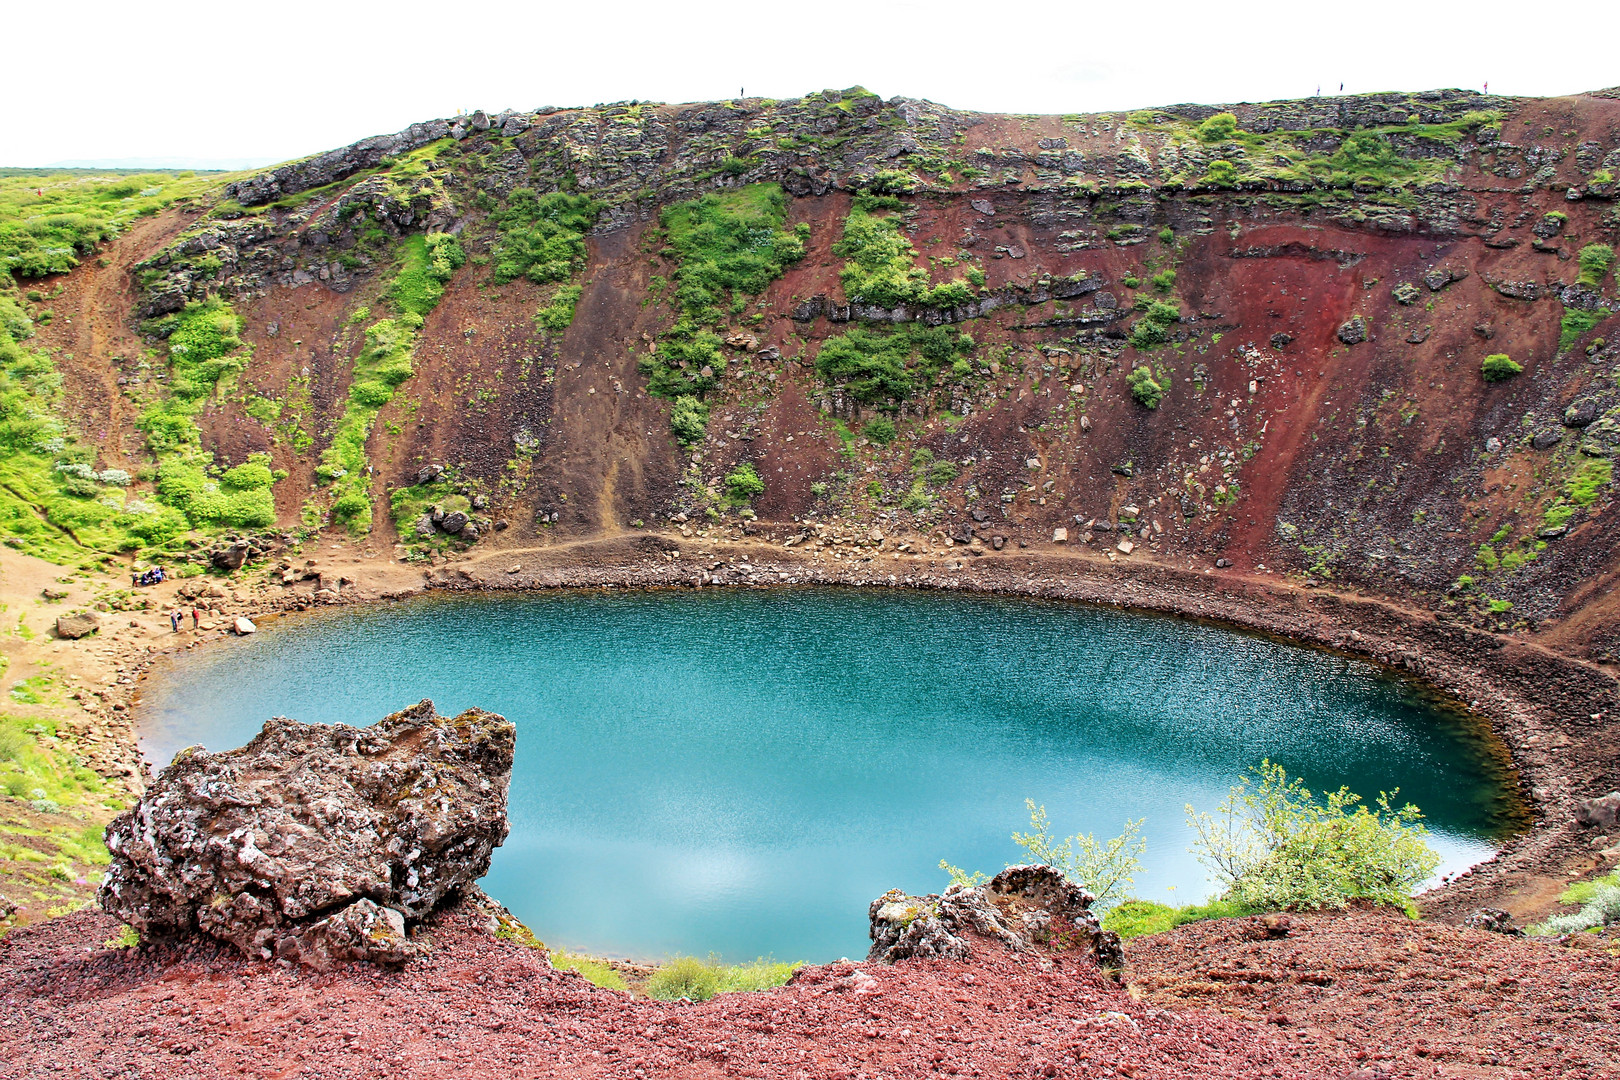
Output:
[
  {"xmin": 170, "ymin": 610, "xmax": 181, "ymax": 633},
  {"xmin": 192, "ymin": 608, "xmax": 200, "ymax": 630}
]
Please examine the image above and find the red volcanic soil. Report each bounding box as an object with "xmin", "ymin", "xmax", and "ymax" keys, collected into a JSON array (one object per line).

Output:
[{"xmin": 3, "ymin": 902, "xmax": 1617, "ymax": 1080}]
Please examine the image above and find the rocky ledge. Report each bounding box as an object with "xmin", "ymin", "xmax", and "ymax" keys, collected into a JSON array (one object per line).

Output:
[
  {"xmin": 869, "ymin": 864, "xmax": 1124, "ymax": 970},
  {"xmin": 98, "ymin": 699, "xmax": 514, "ymax": 969}
]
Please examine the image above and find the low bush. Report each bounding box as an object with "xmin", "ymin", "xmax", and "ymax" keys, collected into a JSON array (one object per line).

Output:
[
  {"xmin": 645, "ymin": 956, "xmax": 799, "ymax": 1002},
  {"xmin": 1533, "ymin": 872, "xmax": 1620, "ymax": 936},
  {"xmin": 490, "ymin": 190, "xmax": 601, "ymax": 285},
  {"xmin": 862, "ymin": 417, "xmax": 897, "ymax": 445},
  {"xmin": 1196, "ymin": 112, "xmax": 1238, "ymax": 144},
  {"xmin": 1480, "ymin": 353, "xmax": 1522, "ymax": 382},
  {"xmin": 1101, "ymin": 897, "xmax": 1258, "ymax": 939},
  {"xmin": 1186, "ymin": 760, "xmax": 1439, "ymax": 913},
  {"xmin": 1128, "ymin": 300, "xmax": 1180, "ymax": 352},
  {"xmin": 722, "ymin": 462, "xmax": 764, "ymax": 506},
  {"xmin": 669, "ymin": 395, "xmax": 709, "ymax": 447},
  {"xmin": 1578, "ymin": 243, "xmax": 1615, "ymax": 286},
  {"xmin": 1127, "ymin": 366, "xmax": 1165, "ymax": 408}
]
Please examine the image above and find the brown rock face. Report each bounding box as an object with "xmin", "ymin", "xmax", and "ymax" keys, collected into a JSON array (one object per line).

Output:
[
  {"xmin": 868, "ymin": 864, "xmax": 1122, "ymax": 970},
  {"xmin": 98, "ymin": 699, "xmax": 514, "ymax": 967}
]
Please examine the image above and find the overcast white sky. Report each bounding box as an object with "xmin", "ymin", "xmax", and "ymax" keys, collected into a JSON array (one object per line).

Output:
[{"xmin": 9, "ymin": 0, "xmax": 1617, "ymax": 169}]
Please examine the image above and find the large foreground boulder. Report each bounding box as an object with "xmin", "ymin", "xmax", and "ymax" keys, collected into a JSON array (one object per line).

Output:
[
  {"xmin": 99, "ymin": 699, "xmax": 514, "ymax": 968},
  {"xmin": 868, "ymin": 865, "xmax": 1123, "ymax": 970}
]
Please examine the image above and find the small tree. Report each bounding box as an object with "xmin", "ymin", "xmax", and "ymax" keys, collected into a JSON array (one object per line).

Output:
[
  {"xmin": 669, "ymin": 394, "xmax": 708, "ymax": 446},
  {"xmin": 1186, "ymin": 760, "xmax": 1439, "ymax": 913},
  {"xmin": 1481, "ymin": 353, "xmax": 1522, "ymax": 382},
  {"xmin": 1012, "ymin": 800, "xmax": 1145, "ymax": 909}
]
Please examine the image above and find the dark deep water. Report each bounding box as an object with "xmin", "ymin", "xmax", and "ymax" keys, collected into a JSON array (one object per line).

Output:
[{"xmin": 139, "ymin": 588, "xmax": 1523, "ymax": 962}]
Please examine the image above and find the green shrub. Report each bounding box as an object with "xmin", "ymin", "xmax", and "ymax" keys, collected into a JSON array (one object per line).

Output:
[
  {"xmin": 814, "ymin": 325, "xmax": 974, "ymax": 407},
  {"xmin": 1186, "ymin": 760, "xmax": 1440, "ymax": 913},
  {"xmin": 490, "ymin": 190, "xmax": 602, "ymax": 285},
  {"xmin": 535, "ymin": 284, "xmax": 583, "ymax": 332},
  {"xmin": 1127, "ymin": 366, "xmax": 1165, "ymax": 408},
  {"xmin": 834, "ymin": 203, "xmax": 975, "ymax": 309},
  {"xmin": 1129, "ymin": 300, "xmax": 1180, "ymax": 351},
  {"xmin": 386, "ymin": 232, "xmax": 465, "ymax": 318},
  {"xmin": 1578, "ymin": 243, "xmax": 1615, "ymax": 286},
  {"xmin": 1560, "ymin": 309, "xmax": 1602, "ymax": 353},
  {"xmin": 926, "ymin": 460, "xmax": 959, "ymax": 487},
  {"xmin": 658, "ymin": 184, "xmax": 806, "ymax": 323},
  {"xmin": 1480, "ymin": 353, "xmax": 1522, "ymax": 382},
  {"xmin": 862, "ymin": 417, "xmax": 896, "ymax": 445},
  {"xmin": 669, "ymin": 394, "xmax": 709, "ymax": 446},
  {"xmin": 722, "ymin": 462, "xmax": 764, "ymax": 506},
  {"xmin": 1534, "ymin": 875, "xmax": 1620, "ymax": 936},
  {"xmin": 1204, "ymin": 160, "xmax": 1239, "ymax": 187},
  {"xmin": 1196, "ymin": 112, "xmax": 1238, "ymax": 144},
  {"xmin": 1157, "ymin": 227, "xmax": 1174, "ymax": 244},
  {"xmin": 1011, "ymin": 799, "xmax": 1145, "ymax": 909},
  {"xmin": 1150, "ymin": 269, "xmax": 1176, "ymax": 293}
]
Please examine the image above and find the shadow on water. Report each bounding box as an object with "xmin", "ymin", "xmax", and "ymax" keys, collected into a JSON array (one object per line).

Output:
[{"xmin": 137, "ymin": 587, "xmax": 1528, "ymax": 963}]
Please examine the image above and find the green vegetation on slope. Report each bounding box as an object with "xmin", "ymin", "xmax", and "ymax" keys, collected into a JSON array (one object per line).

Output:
[
  {"xmin": 644, "ymin": 956, "xmax": 800, "ymax": 1002},
  {"xmin": 639, "ymin": 184, "xmax": 806, "ymax": 445},
  {"xmin": 812, "ymin": 324, "xmax": 975, "ymax": 410},
  {"xmin": 490, "ymin": 189, "xmax": 600, "ymax": 336},
  {"xmin": 317, "ymin": 232, "xmax": 465, "ymax": 532},
  {"xmin": 0, "ymin": 171, "xmax": 216, "ymax": 279},
  {"xmin": 834, "ymin": 197, "xmax": 973, "ymax": 309},
  {"xmin": 0, "ymin": 171, "xmax": 238, "ymax": 563}
]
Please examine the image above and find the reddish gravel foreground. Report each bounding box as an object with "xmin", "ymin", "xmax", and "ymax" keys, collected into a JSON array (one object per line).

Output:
[{"xmin": 1, "ymin": 902, "xmax": 1616, "ymax": 1080}]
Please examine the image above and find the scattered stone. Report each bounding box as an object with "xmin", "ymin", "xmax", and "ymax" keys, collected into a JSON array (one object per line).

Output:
[
  {"xmin": 1259, "ymin": 913, "xmax": 1292, "ymax": 939},
  {"xmin": 212, "ymin": 544, "xmax": 248, "ymax": 572},
  {"xmin": 41, "ymin": 587, "xmax": 67, "ymax": 600},
  {"xmin": 1493, "ymin": 280, "xmax": 1539, "ymax": 301},
  {"xmin": 1406, "ymin": 325, "xmax": 1432, "ymax": 344},
  {"xmin": 1270, "ymin": 332, "xmax": 1294, "ymax": 348},
  {"xmin": 55, "ymin": 612, "xmax": 99, "ymax": 639},
  {"xmin": 417, "ymin": 465, "xmax": 444, "ymax": 485},
  {"xmin": 991, "ymin": 535, "xmax": 1005, "ymax": 550},
  {"xmin": 1564, "ymin": 399, "xmax": 1600, "ymax": 427},
  {"xmin": 440, "ymin": 511, "xmax": 469, "ymax": 535},
  {"xmin": 1052, "ymin": 528, "xmax": 1068, "ymax": 543},
  {"xmin": 1463, "ymin": 908, "xmax": 1522, "ymax": 936},
  {"xmin": 1531, "ymin": 429, "xmax": 1564, "ymax": 450},
  {"xmin": 99, "ymin": 699, "xmax": 514, "ymax": 967},
  {"xmin": 1117, "ymin": 539, "xmax": 1135, "ymax": 555},
  {"xmin": 1336, "ymin": 316, "xmax": 1367, "ymax": 345},
  {"xmin": 1215, "ymin": 558, "xmax": 1233, "ymax": 568},
  {"xmin": 1391, "ymin": 282, "xmax": 1421, "ymax": 305},
  {"xmin": 233, "ymin": 617, "xmax": 257, "ymax": 635},
  {"xmin": 1575, "ymin": 792, "xmax": 1620, "ymax": 830}
]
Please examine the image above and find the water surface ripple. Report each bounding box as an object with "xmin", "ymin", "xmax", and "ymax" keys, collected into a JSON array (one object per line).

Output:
[{"xmin": 138, "ymin": 588, "xmax": 1521, "ymax": 962}]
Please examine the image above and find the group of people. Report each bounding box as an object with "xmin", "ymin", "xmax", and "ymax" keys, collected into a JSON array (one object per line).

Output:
[
  {"xmin": 169, "ymin": 608, "xmax": 201, "ymax": 633},
  {"xmin": 132, "ymin": 566, "xmax": 166, "ymax": 587}
]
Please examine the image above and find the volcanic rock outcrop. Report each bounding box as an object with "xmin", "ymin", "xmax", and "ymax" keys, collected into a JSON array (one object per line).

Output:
[
  {"xmin": 98, "ymin": 699, "xmax": 514, "ymax": 967},
  {"xmin": 868, "ymin": 864, "xmax": 1123, "ymax": 970}
]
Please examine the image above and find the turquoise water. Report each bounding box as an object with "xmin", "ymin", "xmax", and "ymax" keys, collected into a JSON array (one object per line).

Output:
[{"xmin": 138, "ymin": 588, "xmax": 1522, "ymax": 963}]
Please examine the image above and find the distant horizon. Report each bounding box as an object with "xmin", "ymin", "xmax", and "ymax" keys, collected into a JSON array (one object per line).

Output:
[
  {"xmin": 7, "ymin": 0, "xmax": 1616, "ymax": 171},
  {"xmin": 2, "ymin": 81, "xmax": 1603, "ymax": 174}
]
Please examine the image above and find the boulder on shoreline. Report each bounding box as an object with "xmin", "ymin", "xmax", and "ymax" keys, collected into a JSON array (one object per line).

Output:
[
  {"xmin": 55, "ymin": 612, "xmax": 98, "ymax": 639},
  {"xmin": 868, "ymin": 865, "xmax": 1123, "ymax": 970},
  {"xmin": 98, "ymin": 699, "xmax": 515, "ymax": 969}
]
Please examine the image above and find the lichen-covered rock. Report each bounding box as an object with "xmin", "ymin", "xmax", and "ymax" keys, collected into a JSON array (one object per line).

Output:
[
  {"xmin": 98, "ymin": 699, "xmax": 514, "ymax": 966},
  {"xmin": 868, "ymin": 865, "xmax": 1122, "ymax": 971},
  {"xmin": 1336, "ymin": 315, "xmax": 1368, "ymax": 345}
]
